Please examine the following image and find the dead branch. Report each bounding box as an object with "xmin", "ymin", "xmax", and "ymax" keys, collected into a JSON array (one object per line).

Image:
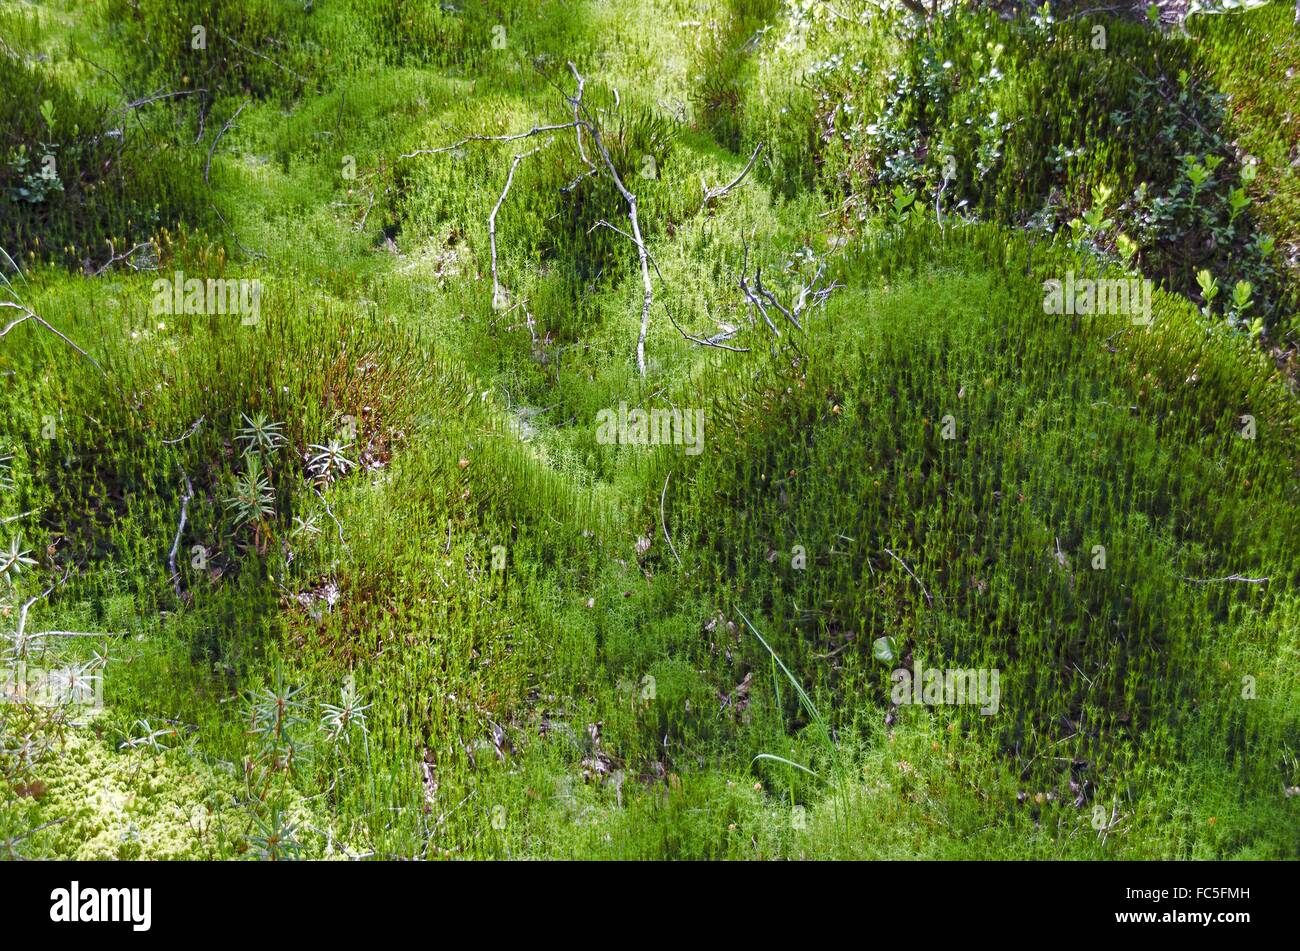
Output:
[
  {"xmin": 404, "ymin": 61, "xmax": 716, "ymax": 372},
  {"xmin": 398, "ymin": 122, "xmax": 581, "ymax": 161},
  {"xmin": 398, "ymin": 113, "xmax": 586, "ymax": 360},
  {"xmin": 935, "ymin": 175, "xmax": 947, "ymax": 233},
  {"xmin": 0, "ymin": 511, "xmax": 37, "ymax": 525},
  {"xmin": 316, "ymin": 488, "xmax": 346, "ymax": 546},
  {"xmin": 660, "ymin": 472, "xmax": 681, "ymax": 568},
  {"xmin": 736, "ymin": 240, "xmax": 778, "ymax": 337},
  {"xmin": 7, "ymin": 571, "xmax": 70, "ymax": 655},
  {"xmin": 21, "ymin": 630, "xmax": 122, "ymax": 639},
  {"xmin": 205, "ymin": 99, "xmax": 249, "ymax": 185},
  {"xmin": 1, "ymin": 818, "xmax": 66, "ymax": 854},
  {"xmin": 754, "ymin": 268, "xmax": 801, "ymax": 331},
  {"xmin": 564, "ymin": 63, "xmax": 656, "ymax": 375},
  {"xmin": 701, "ymin": 142, "xmax": 764, "ymax": 209},
  {"xmin": 562, "ymin": 67, "xmax": 599, "ymax": 193},
  {"xmin": 211, "ymin": 203, "xmax": 265, "ymax": 261},
  {"xmin": 589, "ymin": 219, "xmax": 748, "ymax": 354},
  {"xmin": 0, "ymin": 301, "xmax": 111, "ymax": 379},
  {"xmin": 115, "ymin": 88, "xmax": 203, "ymax": 114},
  {"xmin": 162, "ymin": 415, "xmax": 205, "ymax": 446},
  {"xmin": 1183, "ymin": 574, "xmax": 1270, "ymax": 586},
  {"xmin": 194, "ymin": 91, "xmax": 210, "ymax": 145},
  {"xmin": 737, "ymin": 245, "xmax": 839, "ymax": 341},
  {"xmin": 90, "ymin": 238, "xmax": 157, "ymax": 277},
  {"xmin": 167, "ymin": 464, "xmax": 194, "ymax": 600},
  {"xmin": 490, "ymin": 143, "xmax": 551, "ymax": 353},
  {"xmin": 213, "ymin": 27, "xmax": 308, "ymax": 85}
]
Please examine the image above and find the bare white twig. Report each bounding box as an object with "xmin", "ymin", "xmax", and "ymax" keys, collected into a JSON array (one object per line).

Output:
[
  {"xmin": 738, "ymin": 245, "xmax": 839, "ymax": 341},
  {"xmin": 167, "ymin": 465, "xmax": 194, "ymax": 599},
  {"xmin": 566, "ymin": 63, "xmax": 655, "ymax": 375},
  {"xmin": 589, "ymin": 220, "xmax": 748, "ymax": 354},
  {"xmin": 490, "ymin": 143, "xmax": 551, "ymax": 353},
  {"xmin": 213, "ymin": 27, "xmax": 308, "ymax": 84},
  {"xmin": 5, "ymin": 571, "xmax": 116, "ymax": 656},
  {"xmin": 21, "ymin": 630, "xmax": 121, "ymax": 639},
  {"xmin": 562, "ymin": 67, "xmax": 599, "ymax": 194},
  {"xmin": 405, "ymin": 62, "xmax": 686, "ymax": 372},
  {"xmin": 661, "ymin": 472, "xmax": 681, "ymax": 568},
  {"xmin": 316, "ymin": 488, "xmax": 346, "ymax": 546}
]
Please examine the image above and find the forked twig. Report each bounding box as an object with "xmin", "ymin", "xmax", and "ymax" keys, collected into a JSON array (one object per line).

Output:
[
  {"xmin": 589, "ymin": 219, "xmax": 748, "ymax": 354},
  {"xmin": 490, "ymin": 143, "xmax": 551, "ymax": 353}
]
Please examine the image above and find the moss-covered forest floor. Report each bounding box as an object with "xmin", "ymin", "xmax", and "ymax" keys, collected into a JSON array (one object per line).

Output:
[{"xmin": 1, "ymin": 0, "xmax": 1297, "ymax": 859}]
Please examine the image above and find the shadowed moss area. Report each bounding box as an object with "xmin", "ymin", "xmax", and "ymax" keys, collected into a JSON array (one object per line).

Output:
[{"xmin": 1, "ymin": 0, "xmax": 1297, "ymax": 860}]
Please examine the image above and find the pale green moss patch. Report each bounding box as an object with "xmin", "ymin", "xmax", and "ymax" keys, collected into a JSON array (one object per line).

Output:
[{"xmin": 3, "ymin": 731, "xmax": 223, "ymax": 860}]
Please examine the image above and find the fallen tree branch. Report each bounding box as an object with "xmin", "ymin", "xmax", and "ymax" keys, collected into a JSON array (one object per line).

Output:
[
  {"xmin": 405, "ymin": 61, "xmax": 722, "ymax": 372},
  {"xmin": 737, "ymin": 243, "xmax": 840, "ymax": 343},
  {"xmin": 21, "ymin": 630, "xmax": 122, "ymax": 639},
  {"xmin": 738, "ymin": 243, "xmax": 781, "ymax": 338},
  {"xmin": 535, "ymin": 61, "xmax": 602, "ymax": 196},
  {"xmin": 7, "ymin": 570, "xmax": 71, "ymax": 655},
  {"xmin": 213, "ymin": 27, "xmax": 308, "ymax": 85},
  {"xmin": 115, "ymin": 88, "xmax": 203, "ymax": 114},
  {"xmin": 1, "ymin": 817, "xmax": 66, "ymax": 857},
  {"xmin": 568, "ymin": 66, "xmax": 656, "ymax": 375},
  {"xmin": 1183, "ymin": 574, "xmax": 1270, "ymax": 585},
  {"xmin": 754, "ymin": 268, "xmax": 802, "ymax": 332}
]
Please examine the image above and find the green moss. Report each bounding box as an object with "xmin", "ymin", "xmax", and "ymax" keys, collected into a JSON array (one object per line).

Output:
[
  {"xmin": 2, "ymin": 0, "xmax": 1297, "ymax": 861},
  {"xmin": 2, "ymin": 732, "xmax": 218, "ymax": 859}
]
